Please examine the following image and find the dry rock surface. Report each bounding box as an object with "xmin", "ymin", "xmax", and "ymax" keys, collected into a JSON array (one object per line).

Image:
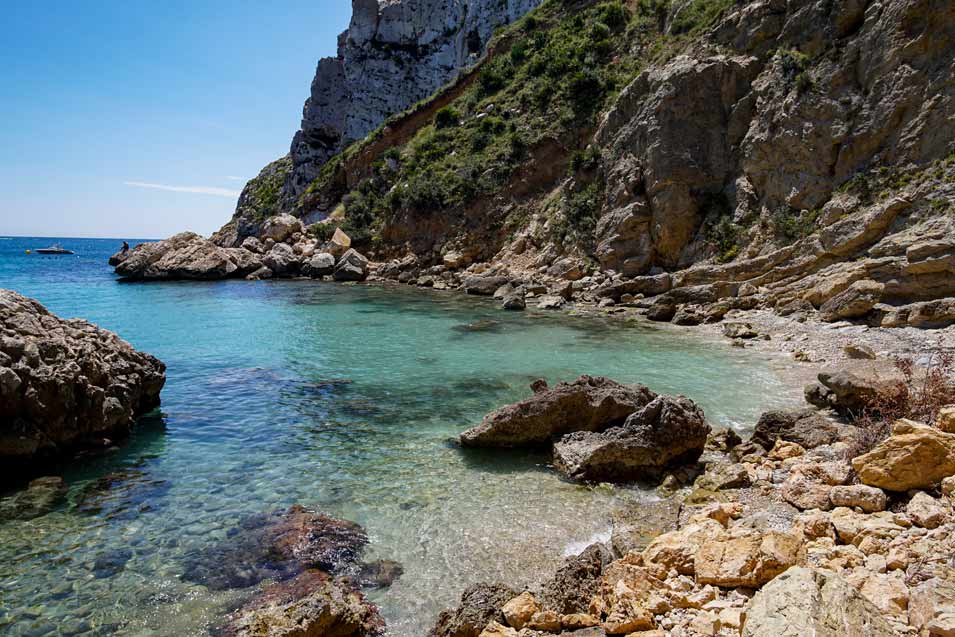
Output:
[{"xmin": 0, "ymin": 289, "xmax": 165, "ymax": 485}]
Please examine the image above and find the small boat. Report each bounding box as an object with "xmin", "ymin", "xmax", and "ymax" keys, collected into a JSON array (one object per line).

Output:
[{"xmin": 35, "ymin": 244, "xmax": 75, "ymax": 255}]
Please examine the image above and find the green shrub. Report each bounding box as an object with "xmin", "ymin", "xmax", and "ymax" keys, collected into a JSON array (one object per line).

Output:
[{"xmin": 434, "ymin": 107, "xmax": 460, "ymax": 129}]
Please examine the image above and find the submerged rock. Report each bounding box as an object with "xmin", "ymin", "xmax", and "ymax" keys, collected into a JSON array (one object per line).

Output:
[
  {"xmin": 220, "ymin": 569, "xmax": 384, "ymax": 637},
  {"xmin": 459, "ymin": 375, "xmax": 656, "ymax": 447},
  {"xmin": 182, "ymin": 505, "xmax": 372, "ymax": 590},
  {"xmin": 0, "ymin": 476, "xmax": 67, "ymax": 520},
  {"xmin": 0, "ymin": 290, "xmax": 166, "ymax": 485},
  {"xmin": 552, "ymin": 395, "xmax": 710, "ymax": 483}
]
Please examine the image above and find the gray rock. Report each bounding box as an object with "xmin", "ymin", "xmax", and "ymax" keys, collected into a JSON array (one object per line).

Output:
[
  {"xmin": 262, "ymin": 243, "xmax": 300, "ymax": 276},
  {"xmin": 115, "ymin": 232, "xmax": 243, "ymax": 281},
  {"xmin": 429, "ymin": 582, "xmax": 517, "ymax": 637},
  {"xmin": 333, "ymin": 249, "xmax": 369, "ymax": 282},
  {"xmin": 552, "ymin": 395, "xmax": 711, "ymax": 483},
  {"xmin": 463, "ymin": 275, "xmax": 510, "ymax": 296},
  {"xmin": 539, "ymin": 543, "xmax": 612, "ymax": 615},
  {"xmin": 751, "ymin": 409, "xmax": 851, "ymax": 450},
  {"xmin": 304, "ymin": 252, "xmax": 336, "ymax": 278},
  {"xmin": 820, "ymin": 280, "xmax": 884, "ymax": 322},
  {"xmin": 501, "ymin": 289, "xmax": 526, "ymax": 310},
  {"xmin": 459, "ymin": 375, "xmax": 656, "ymax": 448}
]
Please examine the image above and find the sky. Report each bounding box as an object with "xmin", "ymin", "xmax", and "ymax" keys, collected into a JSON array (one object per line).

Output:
[{"xmin": 0, "ymin": 1, "xmax": 353, "ymax": 239}]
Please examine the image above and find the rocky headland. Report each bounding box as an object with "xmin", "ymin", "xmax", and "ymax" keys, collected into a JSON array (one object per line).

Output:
[{"xmin": 0, "ymin": 289, "xmax": 166, "ymax": 487}]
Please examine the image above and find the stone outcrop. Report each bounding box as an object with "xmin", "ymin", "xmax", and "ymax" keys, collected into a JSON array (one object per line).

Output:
[
  {"xmin": 742, "ymin": 567, "xmax": 897, "ymax": 637},
  {"xmin": 115, "ymin": 232, "xmax": 262, "ymax": 281},
  {"xmin": 0, "ymin": 290, "xmax": 165, "ymax": 484},
  {"xmin": 459, "ymin": 376, "xmax": 656, "ymax": 448},
  {"xmin": 220, "ymin": 569, "xmax": 385, "ymax": 637},
  {"xmin": 552, "ymin": 395, "xmax": 710, "ymax": 483},
  {"xmin": 430, "ymin": 583, "xmax": 517, "ymax": 637}
]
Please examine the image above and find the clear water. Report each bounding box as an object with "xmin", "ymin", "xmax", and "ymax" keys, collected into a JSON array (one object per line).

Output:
[{"xmin": 0, "ymin": 236, "xmax": 800, "ymax": 636}]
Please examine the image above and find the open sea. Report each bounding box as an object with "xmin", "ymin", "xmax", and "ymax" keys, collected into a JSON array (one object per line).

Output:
[{"xmin": 0, "ymin": 236, "xmax": 800, "ymax": 636}]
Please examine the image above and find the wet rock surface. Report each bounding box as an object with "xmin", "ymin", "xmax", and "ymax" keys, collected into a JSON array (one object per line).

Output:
[
  {"xmin": 182, "ymin": 505, "xmax": 376, "ymax": 590},
  {"xmin": 0, "ymin": 290, "xmax": 166, "ymax": 485}
]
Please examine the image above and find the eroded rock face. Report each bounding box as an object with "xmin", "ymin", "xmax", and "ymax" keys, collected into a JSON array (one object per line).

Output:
[
  {"xmin": 430, "ymin": 582, "xmax": 517, "ymax": 637},
  {"xmin": 459, "ymin": 376, "xmax": 656, "ymax": 448},
  {"xmin": 742, "ymin": 567, "xmax": 897, "ymax": 637},
  {"xmin": 552, "ymin": 395, "xmax": 711, "ymax": 483},
  {"xmin": 0, "ymin": 290, "xmax": 166, "ymax": 484},
  {"xmin": 286, "ymin": 0, "xmax": 542, "ymax": 202}
]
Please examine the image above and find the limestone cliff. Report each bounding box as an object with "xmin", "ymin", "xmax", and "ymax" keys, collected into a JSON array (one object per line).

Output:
[{"xmin": 213, "ymin": 0, "xmax": 541, "ymax": 246}]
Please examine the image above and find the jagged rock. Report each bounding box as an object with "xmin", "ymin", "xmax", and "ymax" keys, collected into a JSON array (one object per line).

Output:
[
  {"xmin": 463, "ymin": 275, "xmax": 511, "ymax": 296},
  {"xmin": 325, "ymin": 228, "xmax": 352, "ymax": 259},
  {"xmin": 819, "ymin": 280, "xmax": 885, "ymax": 322},
  {"xmin": 220, "ymin": 570, "xmax": 384, "ymax": 637},
  {"xmin": 540, "ymin": 543, "xmax": 613, "ymax": 615},
  {"xmin": 246, "ymin": 266, "xmax": 273, "ymax": 280},
  {"xmin": 107, "ymin": 247, "xmax": 129, "ymax": 266},
  {"xmin": 536, "ymin": 295, "xmax": 566, "ymax": 310},
  {"xmin": 304, "ymin": 252, "xmax": 336, "ymax": 278},
  {"xmin": 430, "ymin": 583, "xmax": 518, "ymax": 637},
  {"xmin": 333, "ymin": 249, "xmax": 369, "ymax": 282},
  {"xmin": 552, "ymin": 395, "xmax": 710, "ymax": 483},
  {"xmin": 852, "ymin": 420, "xmax": 955, "ymax": 491},
  {"xmin": 750, "ymin": 409, "xmax": 849, "ymax": 450},
  {"xmin": 844, "ymin": 343, "xmax": 877, "ymax": 360},
  {"xmin": 241, "ymin": 236, "xmax": 265, "ymax": 254},
  {"xmin": 742, "ymin": 567, "xmax": 897, "ymax": 637},
  {"xmin": 642, "ymin": 519, "xmax": 726, "ymax": 575},
  {"xmin": 459, "ymin": 376, "xmax": 655, "ymax": 447},
  {"xmin": 672, "ymin": 306, "xmax": 703, "ymax": 326},
  {"xmin": 722, "ymin": 322, "xmax": 757, "ymax": 339},
  {"xmin": 645, "ymin": 301, "xmax": 676, "ymax": 322},
  {"xmin": 0, "ymin": 290, "xmax": 165, "ymax": 484},
  {"xmin": 115, "ymin": 232, "xmax": 250, "ymax": 281},
  {"xmin": 694, "ymin": 462, "xmax": 750, "ymax": 491}
]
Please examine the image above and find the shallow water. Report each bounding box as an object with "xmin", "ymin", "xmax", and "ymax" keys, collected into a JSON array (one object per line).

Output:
[{"xmin": 0, "ymin": 237, "xmax": 800, "ymax": 636}]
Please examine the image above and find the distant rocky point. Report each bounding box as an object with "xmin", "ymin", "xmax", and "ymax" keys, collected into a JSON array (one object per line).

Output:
[{"xmin": 0, "ymin": 289, "xmax": 166, "ymax": 485}]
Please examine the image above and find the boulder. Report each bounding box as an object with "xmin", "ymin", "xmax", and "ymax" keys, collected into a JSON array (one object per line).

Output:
[
  {"xmin": 828, "ymin": 485, "xmax": 887, "ymax": 513},
  {"xmin": 536, "ymin": 295, "xmax": 566, "ymax": 310},
  {"xmin": 107, "ymin": 247, "xmax": 129, "ymax": 266},
  {"xmin": 333, "ymin": 249, "xmax": 370, "ymax": 282},
  {"xmin": 819, "ymin": 280, "xmax": 884, "ymax": 322},
  {"xmin": 695, "ymin": 530, "xmax": 804, "ymax": 588},
  {"xmin": 241, "ymin": 236, "xmax": 265, "ymax": 254},
  {"xmin": 430, "ymin": 583, "xmax": 518, "ymax": 637},
  {"xmin": 852, "ymin": 420, "xmax": 955, "ymax": 491},
  {"xmin": 906, "ymin": 491, "xmax": 947, "ymax": 529},
  {"xmin": 501, "ymin": 592, "xmax": 540, "ymax": 630},
  {"xmin": 804, "ymin": 370, "xmax": 883, "ymax": 415},
  {"xmin": 750, "ymin": 409, "xmax": 849, "ymax": 450},
  {"xmin": 262, "ymin": 243, "xmax": 301, "ymax": 276},
  {"xmin": 645, "ymin": 301, "xmax": 676, "ymax": 322},
  {"xmin": 694, "ymin": 462, "xmax": 751, "ymax": 491},
  {"xmin": 324, "ymin": 228, "xmax": 352, "ymax": 258},
  {"xmin": 463, "ymin": 275, "xmax": 511, "ymax": 296},
  {"xmin": 743, "ymin": 568, "xmax": 896, "ymax": 636},
  {"xmin": 552, "ymin": 395, "xmax": 710, "ymax": 483},
  {"xmin": 261, "ymin": 213, "xmax": 304, "ymax": 243},
  {"xmin": 220, "ymin": 569, "xmax": 384, "ymax": 637},
  {"xmin": 937, "ymin": 405, "xmax": 955, "ymax": 434},
  {"xmin": 0, "ymin": 290, "xmax": 165, "ymax": 485},
  {"xmin": 304, "ymin": 252, "xmax": 336, "ymax": 278},
  {"xmin": 722, "ymin": 322, "xmax": 758, "ymax": 339},
  {"xmin": 459, "ymin": 376, "xmax": 656, "ymax": 448},
  {"xmin": 642, "ymin": 519, "xmax": 726, "ymax": 575},
  {"xmin": 540, "ymin": 543, "xmax": 613, "ymax": 615},
  {"xmin": 501, "ymin": 289, "xmax": 526, "ymax": 311},
  {"xmin": 115, "ymin": 232, "xmax": 244, "ymax": 281}
]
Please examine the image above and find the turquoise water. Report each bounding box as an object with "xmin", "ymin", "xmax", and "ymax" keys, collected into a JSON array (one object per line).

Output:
[{"xmin": 0, "ymin": 236, "xmax": 799, "ymax": 636}]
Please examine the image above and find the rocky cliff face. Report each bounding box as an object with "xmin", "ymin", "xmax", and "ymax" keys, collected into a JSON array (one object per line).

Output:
[{"xmin": 214, "ymin": 0, "xmax": 541, "ymax": 246}]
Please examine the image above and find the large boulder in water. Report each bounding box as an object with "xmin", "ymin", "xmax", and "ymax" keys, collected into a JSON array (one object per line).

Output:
[
  {"xmin": 0, "ymin": 290, "xmax": 165, "ymax": 486},
  {"xmin": 333, "ymin": 249, "xmax": 370, "ymax": 282},
  {"xmin": 182, "ymin": 505, "xmax": 373, "ymax": 590},
  {"xmin": 459, "ymin": 376, "xmax": 657, "ymax": 447},
  {"xmin": 552, "ymin": 395, "xmax": 710, "ymax": 483},
  {"xmin": 114, "ymin": 232, "xmax": 260, "ymax": 281},
  {"xmin": 220, "ymin": 569, "xmax": 385, "ymax": 637}
]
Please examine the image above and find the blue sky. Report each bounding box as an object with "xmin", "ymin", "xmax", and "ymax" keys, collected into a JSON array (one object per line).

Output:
[{"xmin": 0, "ymin": 1, "xmax": 352, "ymax": 239}]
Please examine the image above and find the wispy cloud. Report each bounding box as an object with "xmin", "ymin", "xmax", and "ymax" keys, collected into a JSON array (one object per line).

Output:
[{"xmin": 124, "ymin": 181, "xmax": 240, "ymax": 198}]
